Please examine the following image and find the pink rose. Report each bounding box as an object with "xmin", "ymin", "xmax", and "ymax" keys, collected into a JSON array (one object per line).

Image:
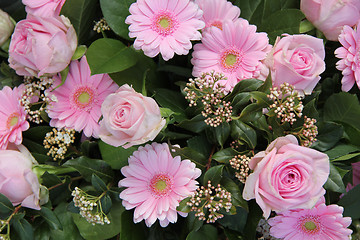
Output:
[
  {"xmin": 0, "ymin": 144, "xmax": 41, "ymax": 210},
  {"xmin": 8, "ymin": 15, "xmax": 77, "ymax": 77},
  {"xmin": 266, "ymin": 34, "xmax": 325, "ymax": 95},
  {"xmin": 301, "ymin": 0, "xmax": 360, "ymax": 41},
  {"xmin": 99, "ymin": 84, "xmax": 166, "ymax": 149},
  {"xmin": 242, "ymin": 135, "xmax": 329, "ymax": 219},
  {"xmin": 22, "ymin": 0, "xmax": 66, "ymax": 17}
]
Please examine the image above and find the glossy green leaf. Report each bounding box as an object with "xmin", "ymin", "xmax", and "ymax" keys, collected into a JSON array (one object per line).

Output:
[
  {"xmin": 12, "ymin": 217, "xmax": 34, "ymax": 240},
  {"xmin": 338, "ymin": 184, "xmax": 360, "ymax": 219},
  {"xmin": 0, "ymin": 193, "xmax": 14, "ymax": 214},
  {"xmin": 221, "ymin": 177, "xmax": 248, "ymax": 211},
  {"xmin": 186, "ymin": 224, "xmax": 217, "ymax": 240},
  {"xmin": 177, "ymin": 114, "xmax": 208, "ymax": 133},
  {"xmin": 324, "ymin": 163, "xmax": 346, "ymax": 193},
  {"xmin": 212, "ymin": 148, "xmax": 238, "ymax": 163},
  {"xmin": 176, "ymin": 197, "xmax": 192, "ymax": 214},
  {"xmin": 312, "ymin": 122, "xmax": 344, "ymax": 151},
  {"xmin": 100, "ymin": 194, "xmax": 112, "ymax": 214},
  {"xmin": 325, "ymin": 144, "xmax": 360, "ymax": 160},
  {"xmin": 38, "ymin": 207, "xmax": 63, "ymax": 231},
  {"xmin": 71, "ymin": 45, "xmax": 87, "ymax": 60},
  {"xmin": 231, "ymin": 120, "xmax": 257, "ymax": 149},
  {"xmin": 98, "ymin": 140, "xmax": 136, "ymax": 170},
  {"xmin": 171, "ymin": 147, "xmax": 207, "ymax": 170},
  {"xmin": 92, "ymin": 174, "xmax": 108, "ymax": 192},
  {"xmin": 120, "ymin": 210, "xmax": 146, "ymax": 240},
  {"xmin": 86, "ymin": 38, "xmax": 137, "ymax": 75},
  {"xmin": 203, "ymin": 165, "xmax": 224, "ymax": 186},
  {"xmin": 154, "ymin": 88, "xmax": 188, "ymax": 122}
]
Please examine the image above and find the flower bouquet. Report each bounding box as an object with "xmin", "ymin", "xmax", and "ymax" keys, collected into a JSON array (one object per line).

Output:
[{"xmin": 0, "ymin": 0, "xmax": 359, "ymax": 239}]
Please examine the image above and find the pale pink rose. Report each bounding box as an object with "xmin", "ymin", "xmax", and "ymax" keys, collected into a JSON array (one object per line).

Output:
[
  {"xmin": 266, "ymin": 35, "xmax": 325, "ymax": 95},
  {"xmin": 8, "ymin": 15, "xmax": 77, "ymax": 77},
  {"xmin": 300, "ymin": 0, "xmax": 360, "ymax": 41},
  {"xmin": 0, "ymin": 144, "xmax": 40, "ymax": 210},
  {"xmin": 99, "ymin": 84, "xmax": 166, "ymax": 149},
  {"xmin": 0, "ymin": 9, "xmax": 14, "ymax": 46},
  {"xmin": 243, "ymin": 135, "xmax": 329, "ymax": 219},
  {"xmin": 22, "ymin": 0, "xmax": 66, "ymax": 17}
]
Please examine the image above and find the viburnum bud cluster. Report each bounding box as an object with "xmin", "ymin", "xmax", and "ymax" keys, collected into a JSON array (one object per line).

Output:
[
  {"xmin": 267, "ymin": 83, "xmax": 303, "ymax": 124},
  {"xmin": 184, "ymin": 71, "xmax": 233, "ymax": 127},
  {"xmin": 72, "ymin": 187, "xmax": 110, "ymax": 226},
  {"xmin": 93, "ymin": 18, "xmax": 110, "ymax": 33},
  {"xmin": 43, "ymin": 128, "xmax": 75, "ymax": 161},
  {"xmin": 187, "ymin": 181, "xmax": 232, "ymax": 223},
  {"xmin": 21, "ymin": 76, "xmax": 55, "ymax": 124},
  {"xmin": 229, "ymin": 155, "xmax": 251, "ymax": 184},
  {"xmin": 297, "ymin": 116, "xmax": 318, "ymax": 147},
  {"xmin": 257, "ymin": 219, "xmax": 280, "ymax": 240}
]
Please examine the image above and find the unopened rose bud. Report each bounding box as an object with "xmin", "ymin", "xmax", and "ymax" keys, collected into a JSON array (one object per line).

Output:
[{"xmin": 0, "ymin": 9, "xmax": 14, "ymax": 47}]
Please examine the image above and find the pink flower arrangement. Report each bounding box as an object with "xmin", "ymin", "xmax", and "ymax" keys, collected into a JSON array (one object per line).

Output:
[
  {"xmin": 22, "ymin": 0, "xmax": 66, "ymax": 17},
  {"xmin": 125, "ymin": 0, "xmax": 205, "ymax": 61},
  {"xmin": 268, "ymin": 197, "xmax": 353, "ymax": 239},
  {"xmin": 8, "ymin": 15, "xmax": 77, "ymax": 77},
  {"xmin": 0, "ymin": 85, "xmax": 29, "ymax": 150},
  {"xmin": 300, "ymin": 0, "xmax": 360, "ymax": 41},
  {"xmin": 99, "ymin": 84, "xmax": 165, "ymax": 149},
  {"xmin": 335, "ymin": 22, "xmax": 360, "ymax": 92},
  {"xmin": 0, "ymin": 144, "xmax": 41, "ymax": 210},
  {"xmin": 242, "ymin": 135, "xmax": 330, "ymax": 219},
  {"xmin": 191, "ymin": 19, "xmax": 270, "ymax": 92},
  {"xmin": 46, "ymin": 56, "xmax": 118, "ymax": 138},
  {"xmin": 265, "ymin": 34, "xmax": 325, "ymax": 95},
  {"xmin": 195, "ymin": 0, "xmax": 240, "ymax": 31},
  {"xmin": 119, "ymin": 142, "xmax": 201, "ymax": 227}
]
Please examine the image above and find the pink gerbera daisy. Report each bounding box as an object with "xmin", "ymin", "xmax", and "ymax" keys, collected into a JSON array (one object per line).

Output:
[
  {"xmin": 335, "ymin": 22, "xmax": 360, "ymax": 91},
  {"xmin": 46, "ymin": 56, "xmax": 118, "ymax": 138},
  {"xmin": 125, "ymin": 0, "xmax": 205, "ymax": 61},
  {"xmin": 119, "ymin": 142, "xmax": 201, "ymax": 227},
  {"xmin": 195, "ymin": 0, "xmax": 240, "ymax": 31},
  {"xmin": 191, "ymin": 19, "xmax": 271, "ymax": 92},
  {"xmin": 268, "ymin": 197, "xmax": 353, "ymax": 240},
  {"xmin": 0, "ymin": 85, "xmax": 29, "ymax": 149}
]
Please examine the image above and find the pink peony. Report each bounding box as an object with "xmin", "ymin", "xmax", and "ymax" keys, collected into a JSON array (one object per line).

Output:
[
  {"xmin": 242, "ymin": 135, "xmax": 329, "ymax": 219},
  {"xmin": 46, "ymin": 56, "xmax": 118, "ymax": 138},
  {"xmin": 194, "ymin": 0, "xmax": 240, "ymax": 31},
  {"xmin": 265, "ymin": 34, "xmax": 325, "ymax": 95},
  {"xmin": 119, "ymin": 142, "xmax": 201, "ymax": 227},
  {"xmin": 125, "ymin": 0, "xmax": 205, "ymax": 61},
  {"xmin": 99, "ymin": 84, "xmax": 165, "ymax": 149},
  {"xmin": 22, "ymin": 0, "xmax": 66, "ymax": 17},
  {"xmin": 0, "ymin": 144, "xmax": 41, "ymax": 210},
  {"xmin": 300, "ymin": 0, "xmax": 360, "ymax": 41},
  {"xmin": 335, "ymin": 22, "xmax": 360, "ymax": 92},
  {"xmin": 191, "ymin": 19, "xmax": 270, "ymax": 92},
  {"xmin": 0, "ymin": 85, "xmax": 29, "ymax": 150},
  {"xmin": 8, "ymin": 15, "xmax": 77, "ymax": 77},
  {"xmin": 268, "ymin": 197, "xmax": 352, "ymax": 240}
]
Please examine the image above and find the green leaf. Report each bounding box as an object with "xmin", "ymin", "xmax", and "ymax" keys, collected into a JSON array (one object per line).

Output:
[
  {"xmin": 120, "ymin": 210, "xmax": 146, "ymax": 240},
  {"xmin": 154, "ymin": 88, "xmax": 188, "ymax": 122},
  {"xmin": 231, "ymin": 120, "xmax": 257, "ymax": 149},
  {"xmin": 325, "ymin": 144, "xmax": 360, "ymax": 160},
  {"xmin": 225, "ymin": 79, "xmax": 264, "ymax": 101},
  {"xmin": 221, "ymin": 177, "xmax": 248, "ymax": 211},
  {"xmin": 100, "ymin": 0, "xmax": 135, "ymax": 40},
  {"xmin": 176, "ymin": 114, "xmax": 208, "ymax": 133},
  {"xmin": 243, "ymin": 200, "xmax": 263, "ymax": 240},
  {"xmin": 60, "ymin": 0, "xmax": 97, "ymax": 43},
  {"xmin": 224, "ymin": 229, "xmax": 244, "ymax": 240},
  {"xmin": 12, "ymin": 217, "xmax": 34, "ymax": 240},
  {"xmin": 71, "ymin": 45, "xmax": 87, "ymax": 60},
  {"xmin": 233, "ymin": 0, "xmax": 263, "ymax": 22},
  {"xmin": 212, "ymin": 148, "xmax": 238, "ymax": 163},
  {"xmin": 207, "ymin": 122, "xmax": 230, "ymax": 148},
  {"xmin": 338, "ymin": 184, "xmax": 360, "ymax": 219},
  {"xmin": 72, "ymin": 202, "xmax": 124, "ymax": 240},
  {"xmin": 324, "ymin": 92, "xmax": 360, "ymax": 131},
  {"xmin": 312, "ymin": 122, "xmax": 344, "ymax": 151},
  {"xmin": 92, "ymin": 174, "xmax": 108, "ymax": 192},
  {"xmin": 157, "ymin": 65, "xmax": 192, "ymax": 77},
  {"xmin": 171, "ymin": 147, "xmax": 207, "ymax": 170},
  {"xmin": 64, "ymin": 156, "xmax": 113, "ymax": 182},
  {"xmin": 100, "ymin": 194, "xmax": 112, "ymax": 214},
  {"xmin": 324, "ymin": 163, "xmax": 346, "ymax": 193},
  {"xmin": 51, "ymin": 66, "xmax": 69, "ymax": 91},
  {"xmin": 98, "ymin": 140, "xmax": 135, "ymax": 170},
  {"xmin": 38, "ymin": 207, "xmax": 63, "ymax": 231},
  {"xmin": 186, "ymin": 224, "xmax": 218, "ymax": 240},
  {"xmin": 86, "ymin": 38, "xmax": 137, "ymax": 75},
  {"xmin": 218, "ymin": 208, "xmax": 248, "ymax": 233},
  {"xmin": 203, "ymin": 165, "xmax": 224, "ymax": 186},
  {"xmin": 176, "ymin": 197, "xmax": 192, "ymax": 214},
  {"xmin": 0, "ymin": 193, "xmax": 14, "ymax": 214},
  {"xmin": 34, "ymin": 223, "xmax": 51, "ymax": 240},
  {"xmin": 187, "ymin": 135, "xmax": 212, "ymax": 158},
  {"xmin": 332, "ymin": 153, "xmax": 360, "ymax": 162},
  {"xmin": 303, "ymin": 98, "xmax": 319, "ymax": 119}
]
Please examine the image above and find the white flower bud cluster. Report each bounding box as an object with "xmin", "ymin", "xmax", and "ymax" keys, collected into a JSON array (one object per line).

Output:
[
  {"xmin": 72, "ymin": 187, "xmax": 111, "ymax": 226},
  {"xmin": 184, "ymin": 71, "xmax": 233, "ymax": 127},
  {"xmin": 187, "ymin": 181, "xmax": 232, "ymax": 223},
  {"xmin": 229, "ymin": 155, "xmax": 251, "ymax": 184},
  {"xmin": 299, "ymin": 116, "xmax": 318, "ymax": 147},
  {"xmin": 43, "ymin": 128, "xmax": 75, "ymax": 161},
  {"xmin": 256, "ymin": 219, "xmax": 280, "ymax": 240},
  {"xmin": 93, "ymin": 18, "xmax": 110, "ymax": 33},
  {"xmin": 267, "ymin": 83, "xmax": 303, "ymax": 125},
  {"xmin": 21, "ymin": 76, "xmax": 54, "ymax": 124}
]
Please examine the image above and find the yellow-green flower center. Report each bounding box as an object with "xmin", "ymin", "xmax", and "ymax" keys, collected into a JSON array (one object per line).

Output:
[
  {"xmin": 225, "ymin": 54, "xmax": 237, "ymax": 66},
  {"xmin": 78, "ymin": 92, "xmax": 91, "ymax": 104},
  {"xmin": 304, "ymin": 221, "xmax": 317, "ymax": 231},
  {"xmin": 159, "ymin": 18, "xmax": 170, "ymax": 29},
  {"xmin": 6, "ymin": 113, "xmax": 19, "ymax": 129},
  {"xmin": 149, "ymin": 173, "xmax": 173, "ymax": 198},
  {"xmin": 155, "ymin": 180, "xmax": 167, "ymax": 191}
]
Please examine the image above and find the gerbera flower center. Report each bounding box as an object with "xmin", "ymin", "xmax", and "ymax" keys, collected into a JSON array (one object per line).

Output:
[
  {"xmin": 220, "ymin": 48, "xmax": 244, "ymax": 72},
  {"xmin": 71, "ymin": 86, "xmax": 95, "ymax": 111},
  {"xmin": 152, "ymin": 10, "xmax": 179, "ymax": 37},
  {"xmin": 304, "ymin": 221, "xmax": 317, "ymax": 231},
  {"xmin": 298, "ymin": 216, "xmax": 321, "ymax": 235},
  {"xmin": 149, "ymin": 173, "xmax": 173, "ymax": 198},
  {"xmin": 6, "ymin": 113, "xmax": 19, "ymax": 129}
]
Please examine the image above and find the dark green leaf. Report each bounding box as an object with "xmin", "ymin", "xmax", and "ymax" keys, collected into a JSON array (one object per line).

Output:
[
  {"xmin": 238, "ymin": 103, "xmax": 264, "ymax": 122},
  {"xmin": 98, "ymin": 141, "xmax": 136, "ymax": 170},
  {"xmin": 225, "ymin": 79, "xmax": 263, "ymax": 101},
  {"xmin": 257, "ymin": 74, "xmax": 272, "ymax": 93},
  {"xmin": 186, "ymin": 224, "xmax": 217, "ymax": 240},
  {"xmin": 187, "ymin": 135, "xmax": 212, "ymax": 158},
  {"xmin": 176, "ymin": 197, "xmax": 192, "ymax": 213},
  {"xmin": 312, "ymin": 122, "xmax": 344, "ymax": 151},
  {"xmin": 231, "ymin": 120, "xmax": 257, "ymax": 149},
  {"xmin": 208, "ymin": 122, "xmax": 230, "ymax": 148},
  {"xmin": 171, "ymin": 147, "xmax": 207, "ymax": 170},
  {"xmin": 0, "ymin": 193, "xmax": 14, "ymax": 214},
  {"xmin": 233, "ymin": 0, "xmax": 262, "ymax": 22},
  {"xmin": 224, "ymin": 229, "xmax": 244, "ymax": 240},
  {"xmin": 243, "ymin": 200, "xmax": 263, "ymax": 240},
  {"xmin": 186, "ymin": 212, "xmax": 204, "ymax": 232},
  {"xmin": 34, "ymin": 223, "xmax": 51, "ymax": 240},
  {"xmin": 221, "ymin": 177, "xmax": 248, "ymax": 211},
  {"xmin": 64, "ymin": 156, "xmax": 113, "ymax": 182},
  {"xmin": 203, "ymin": 165, "xmax": 224, "ymax": 186},
  {"xmin": 38, "ymin": 207, "xmax": 63, "ymax": 231},
  {"xmin": 157, "ymin": 65, "xmax": 192, "ymax": 77},
  {"xmin": 92, "ymin": 174, "xmax": 108, "ymax": 192},
  {"xmin": 86, "ymin": 38, "xmax": 137, "ymax": 75},
  {"xmin": 12, "ymin": 217, "xmax": 34, "ymax": 240},
  {"xmin": 324, "ymin": 163, "xmax": 346, "ymax": 193},
  {"xmin": 72, "ymin": 45, "xmax": 87, "ymax": 60},
  {"xmin": 325, "ymin": 144, "xmax": 360, "ymax": 160},
  {"xmin": 303, "ymin": 99, "xmax": 319, "ymax": 119},
  {"xmin": 212, "ymin": 148, "xmax": 237, "ymax": 163},
  {"xmin": 100, "ymin": 0, "xmax": 135, "ymax": 40},
  {"xmin": 338, "ymin": 184, "xmax": 360, "ymax": 219},
  {"xmin": 176, "ymin": 114, "xmax": 208, "ymax": 133},
  {"xmin": 218, "ymin": 207, "xmax": 248, "ymax": 233},
  {"xmin": 100, "ymin": 194, "xmax": 112, "ymax": 214},
  {"xmin": 154, "ymin": 88, "xmax": 188, "ymax": 122},
  {"xmin": 120, "ymin": 210, "xmax": 146, "ymax": 240},
  {"xmin": 332, "ymin": 153, "xmax": 360, "ymax": 162}
]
